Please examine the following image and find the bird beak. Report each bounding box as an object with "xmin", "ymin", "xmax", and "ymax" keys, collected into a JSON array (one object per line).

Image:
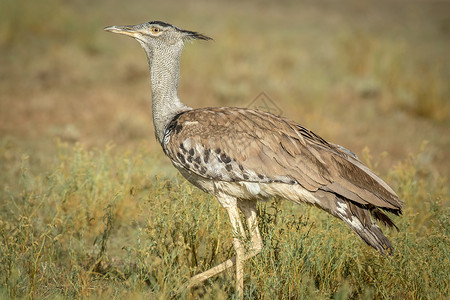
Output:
[{"xmin": 104, "ymin": 25, "xmax": 140, "ymax": 38}]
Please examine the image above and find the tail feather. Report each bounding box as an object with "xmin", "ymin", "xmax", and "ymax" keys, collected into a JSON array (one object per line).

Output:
[
  {"xmin": 311, "ymin": 190, "xmax": 398, "ymax": 255},
  {"xmin": 337, "ymin": 198, "xmax": 395, "ymax": 255},
  {"xmin": 371, "ymin": 208, "xmax": 398, "ymax": 230},
  {"xmin": 345, "ymin": 218, "xmax": 394, "ymax": 255}
]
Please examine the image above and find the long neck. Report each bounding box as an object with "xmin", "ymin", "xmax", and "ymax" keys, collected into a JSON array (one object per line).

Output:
[{"xmin": 143, "ymin": 42, "xmax": 191, "ymax": 144}]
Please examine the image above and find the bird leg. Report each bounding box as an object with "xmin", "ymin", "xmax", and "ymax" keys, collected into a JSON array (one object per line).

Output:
[
  {"xmin": 186, "ymin": 200, "xmax": 262, "ymax": 298},
  {"xmin": 227, "ymin": 204, "xmax": 246, "ymax": 297},
  {"xmin": 186, "ymin": 205, "xmax": 245, "ymax": 293},
  {"xmin": 238, "ymin": 200, "xmax": 263, "ymax": 257}
]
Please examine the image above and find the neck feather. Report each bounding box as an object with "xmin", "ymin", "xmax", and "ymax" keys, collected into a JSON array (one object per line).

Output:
[{"xmin": 143, "ymin": 42, "xmax": 190, "ymax": 144}]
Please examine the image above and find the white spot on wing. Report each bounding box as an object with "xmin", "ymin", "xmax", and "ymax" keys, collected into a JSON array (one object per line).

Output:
[
  {"xmin": 243, "ymin": 182, "xmax": 261, "ymax": 195},
  {"xmin": 184, "ymin": 121, "xmax": 199, "ymax": 126},
  {"xmin": 183, "ymin": 138, "xmax": 192, "ymax": 149},
  {"xmin": 336, "ymin": 201, "xmax": 347, "ymax": 215},
  {"xmin": 163, "ymin": 129, "xmax": 171, "ymax": 145},
  {"xmin": 195, "ymin": 143, "xmax": 204, "ymax": 155},
  {"xmin": 163, "ymin": 134, "xmax": 170, "ymax": 145},
  {"xmin": 347, "ymin": 216, "xmax": 363, "ymax": 230}
]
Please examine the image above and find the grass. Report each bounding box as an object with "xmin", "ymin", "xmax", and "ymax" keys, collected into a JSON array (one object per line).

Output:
[
  {"xmin": 0, "ymin": 141, "xmax": 448, "ymax": 299},
  {"xmin": 1, "ymin": 0, "xmax": 449, "ymax": 298}
]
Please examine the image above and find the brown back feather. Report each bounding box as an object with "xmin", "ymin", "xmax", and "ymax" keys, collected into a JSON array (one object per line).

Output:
[{"xmin": 163, "ymin": 107, "xmax": 403, "ymax": 213}]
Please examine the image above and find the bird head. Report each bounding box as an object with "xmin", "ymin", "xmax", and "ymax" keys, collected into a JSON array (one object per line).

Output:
[{"xmin": 104, "ymin": 21, "xmax": 212, "ymax": 55}]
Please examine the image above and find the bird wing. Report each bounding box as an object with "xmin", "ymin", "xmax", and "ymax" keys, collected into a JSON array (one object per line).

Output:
[{"xmin": 163, "ymin": 107, "xmax": 403, "ymax": 211}]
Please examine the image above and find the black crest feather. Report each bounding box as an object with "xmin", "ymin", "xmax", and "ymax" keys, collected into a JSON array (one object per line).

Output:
[
  {"xmin": 181, "ymin": 29, "xmax": 213, "ymax": 41},
  {"xmin": 148, "ymin": 20, "xmax": 212, "ymax": 41}
]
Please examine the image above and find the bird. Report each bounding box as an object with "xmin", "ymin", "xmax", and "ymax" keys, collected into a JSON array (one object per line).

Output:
[{"xmin": 104, "ymin": 21, "xmax": 403, "ymax": 297}]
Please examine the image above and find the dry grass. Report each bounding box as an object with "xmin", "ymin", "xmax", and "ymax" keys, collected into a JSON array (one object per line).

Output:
[
  {"xmin": 0, "ymin": 142, "xmax": 448, "ymax": 299},
  {"xmin": 1, "ymin": 0, "xmax": 449, "ymax": 298}
]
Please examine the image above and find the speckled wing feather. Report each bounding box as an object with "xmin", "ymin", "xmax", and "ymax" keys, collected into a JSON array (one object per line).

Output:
[{"xmin": 162, "ymin": 107, "xmax": 403, "ymax": 212}]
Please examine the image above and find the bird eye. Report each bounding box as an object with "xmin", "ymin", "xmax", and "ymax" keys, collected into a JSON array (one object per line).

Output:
[{"xmin": 151, "ymin": 27, "xmax": 160, "ymax": 34}]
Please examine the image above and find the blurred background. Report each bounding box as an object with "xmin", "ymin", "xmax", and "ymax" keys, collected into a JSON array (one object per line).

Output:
[{"xmin": 1, "ymin": 0, "xmax": 449, "ymax": 179}]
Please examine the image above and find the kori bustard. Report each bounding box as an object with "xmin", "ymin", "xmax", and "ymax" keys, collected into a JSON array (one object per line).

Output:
[{"xmin": 105, "ymin": 21, "xmax": 403, "ymax": 296}]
